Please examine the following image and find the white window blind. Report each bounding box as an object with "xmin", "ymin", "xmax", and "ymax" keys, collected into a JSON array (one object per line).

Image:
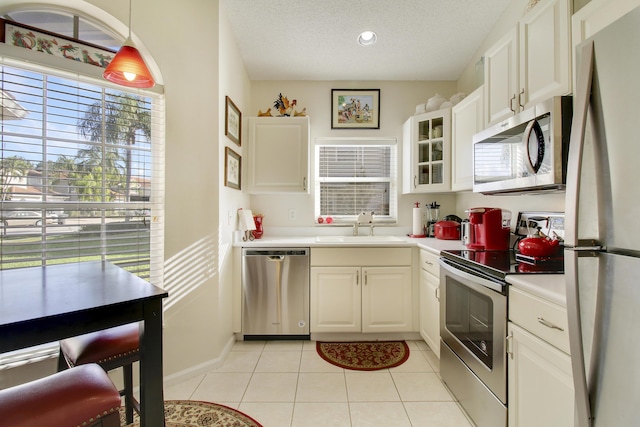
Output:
[
  {"xmin": 0, "ymin": 12, "xmax": 165, "ymax": 370},
  {"xmin": 0, "ymin": 60, "xmax": 164, "ymax": 281},
  {"xmin": 315, "ymin": 138, "xmax": 397, "ymax": 222}
]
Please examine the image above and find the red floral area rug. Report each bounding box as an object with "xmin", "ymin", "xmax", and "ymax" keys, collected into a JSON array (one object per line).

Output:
[
  {"xmin": 316, "ymin": 341, "xmax": 410, "ymax": 371},
  {"xmin": 120, "ymin": 400, "xmax": 263, "ymax": 426}
]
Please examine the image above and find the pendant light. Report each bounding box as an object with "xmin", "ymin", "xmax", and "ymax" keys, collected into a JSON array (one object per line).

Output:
[{"xmin": 103, "ymin": 0, "xmax": 155, "ymax": 88}]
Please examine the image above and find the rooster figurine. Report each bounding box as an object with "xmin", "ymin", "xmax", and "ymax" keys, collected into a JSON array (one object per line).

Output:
[{"xmin": 273, "ymin": 93, "xmax": 297, "ymax": 116}]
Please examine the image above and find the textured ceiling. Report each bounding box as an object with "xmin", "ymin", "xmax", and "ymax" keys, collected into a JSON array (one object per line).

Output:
[{"xmin": 221, "ymin": 0, "xmax": 512, "ymax": 81}]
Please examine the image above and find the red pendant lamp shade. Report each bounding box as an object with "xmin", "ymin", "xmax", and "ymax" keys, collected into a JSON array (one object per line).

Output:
[{"xmin": 103, "ymin": 37, "xmax": 154, "ymax": 88}]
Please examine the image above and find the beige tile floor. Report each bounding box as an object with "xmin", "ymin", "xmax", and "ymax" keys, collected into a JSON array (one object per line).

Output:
[{"xmin": 164, "ymin": 340, "xmax": 474, "ymax": 427}]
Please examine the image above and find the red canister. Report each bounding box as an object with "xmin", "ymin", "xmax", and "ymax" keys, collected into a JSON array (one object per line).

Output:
[{"xmin": 434, "ymin": 220, "xmax": 461, "ymax": 240}]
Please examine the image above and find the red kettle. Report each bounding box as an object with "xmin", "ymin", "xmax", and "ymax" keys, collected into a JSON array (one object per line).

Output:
[{"xmin": 518, "ymin": 229, "xmax": 561, "ymax": 258}]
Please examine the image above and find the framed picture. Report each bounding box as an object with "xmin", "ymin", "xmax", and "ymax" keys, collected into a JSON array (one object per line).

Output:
[
  {"xmin": 225, "ymin": 96, "xmax": 242, "ymax": 146},
  {"xmin": 331, "ymin": 89, "xmax": 380, "ymax": 129},
  {"xmin": 224, "ymin": 147, "xmax": 241, "ymax": 190}
]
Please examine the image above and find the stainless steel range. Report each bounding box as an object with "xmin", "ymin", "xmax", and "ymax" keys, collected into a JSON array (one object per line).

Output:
[{"xmin": 439, "ymin": 212, "xmax": 565, "ymax": 427}]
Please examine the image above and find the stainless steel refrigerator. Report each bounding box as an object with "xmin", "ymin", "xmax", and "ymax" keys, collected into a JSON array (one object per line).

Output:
[{"xmin": 565, "ymin": 6, "xmax": 640, "ymax": 427}]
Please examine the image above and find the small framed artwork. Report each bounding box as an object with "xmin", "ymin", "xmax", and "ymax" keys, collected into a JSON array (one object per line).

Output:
[
  {"xmin": 331, "ymin": 89, "xmax": 380, "ymax": 129},
  {"xmin": 225, "ymin": 96, "xmax": 242, "ymax": 146},
  {"xmin": 224, "ymin": 147, "xmax": 241, "ymax": 190}
]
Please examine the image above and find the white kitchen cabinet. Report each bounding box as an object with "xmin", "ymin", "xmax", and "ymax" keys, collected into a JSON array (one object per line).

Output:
[
  {"xmin": 310, "ymin": 248, "xmax": 413, "ymax": 333},
  {"xmin": 310, "ymin": 267, "xmax": 361, "ymax": 332},
  {"xmin": 484, "ymin": 0, "xmax": 571, "ymax": 126},
  {"xmin": 507, "ymin": 286, "xmax": 574, "ymax": 427},
  {"xmin": 419, "ymin": 249, "xmax": 440, "ymax": 357},
  {"xmin": 484, "ymin": 27, "xmax": 519, "ymax": 125},
  {"xmin": 245, "ymin": 116, "xmax": 310, "ymax": 193},
  {"xmin": 402, "ymin": 109, "xmax": 451, "ymax": 194},
  {"xmin": 451, "ymin": 86, "xmax": 484, "ymax": 192},
  {"xmin": 507, "ymin": 323, "xmax": 574, "ymax": 427}
]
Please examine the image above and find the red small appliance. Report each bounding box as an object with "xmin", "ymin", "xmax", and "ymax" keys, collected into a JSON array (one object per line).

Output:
[{"xmin": 465, "ymin": 207, "xmax": 511, "ymax": 250}]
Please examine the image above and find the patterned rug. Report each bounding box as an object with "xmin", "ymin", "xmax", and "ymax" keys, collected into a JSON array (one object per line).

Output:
[
  {"xmin": 316, "ymin": 341, "xmax": 410, "ymax": 371},
  {"xmin": 120, "ymin": 400, "xmax": 263, "ymax": 426}
]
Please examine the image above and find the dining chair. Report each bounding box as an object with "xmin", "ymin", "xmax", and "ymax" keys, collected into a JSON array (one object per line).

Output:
[
  {"xmin": 0, "ymin": 363, "xmax": 122, "ymax": 427},
  {"xmin": 58, "ymin": 323, "xmax": 141, "ymax": 424}
]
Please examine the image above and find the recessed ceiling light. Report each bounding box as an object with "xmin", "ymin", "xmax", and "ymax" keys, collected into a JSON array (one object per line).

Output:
[{"xmin": 357, "ymin": 30, "xmax": 377, "ymax": 46}]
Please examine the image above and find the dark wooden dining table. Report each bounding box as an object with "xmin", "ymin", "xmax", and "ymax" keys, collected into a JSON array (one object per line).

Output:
[{"xmin": 0, "ymin": 261, "xmax": 168, "ymax": 426}]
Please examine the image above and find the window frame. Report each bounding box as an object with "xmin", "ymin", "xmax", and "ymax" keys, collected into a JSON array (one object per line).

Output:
[
  {"xmin": 0, "ymin": 10, "xmax": 164, "ymax": 368},
  {"xmin": 314, "ymin": 137, "xmax": 398, "ymax": 225}
]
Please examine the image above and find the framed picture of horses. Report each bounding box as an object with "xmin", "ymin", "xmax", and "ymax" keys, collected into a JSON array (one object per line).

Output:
[{"xmin": 331, "ymin": 89, "xmax": 380, "ymax": 129}]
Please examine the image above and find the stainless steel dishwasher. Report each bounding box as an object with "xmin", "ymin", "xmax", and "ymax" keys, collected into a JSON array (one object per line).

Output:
[{"xmin": 242, "ymin": 248, "xmax": 310, "ymax": 340}]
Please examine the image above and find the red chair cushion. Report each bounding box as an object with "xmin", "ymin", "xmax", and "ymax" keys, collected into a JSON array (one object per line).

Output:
[
  {"xmin": 60, "ymin": 323, "xmax": 139, "ymax": 366},
  {"xmin": 0, "ymin": 363, "xmax": 121, "ymax": 427}
]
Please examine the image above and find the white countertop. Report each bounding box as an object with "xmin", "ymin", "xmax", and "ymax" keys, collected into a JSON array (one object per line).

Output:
[
  {"xmin": 507, "ymin": 274, "xmax": 566, "ymax": 307},
  {"xmin": 235, "ymin": 234, "xmax": 466, "ymax": 254},
  {"xmin": 236, "ymin": 233, "xmax": 566, "ymax": 306}
]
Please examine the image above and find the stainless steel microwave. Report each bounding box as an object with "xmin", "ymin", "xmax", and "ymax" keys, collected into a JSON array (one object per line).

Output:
[{"xmin": 472, "ymin": 96, "xmax": 572, "ymax": 195}]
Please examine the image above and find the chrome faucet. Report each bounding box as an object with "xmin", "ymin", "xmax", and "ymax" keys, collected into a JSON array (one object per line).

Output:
[{"xmin": 354, "ymin": 211, "xmax": 374, "ymax": 236}]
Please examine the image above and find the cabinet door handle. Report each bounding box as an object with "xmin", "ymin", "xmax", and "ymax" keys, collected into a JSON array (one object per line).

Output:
[
  {"xmin": 356, "ymin": 271, "xmax": 359, "ymax": 286},
  {"xmin": 510, "ymin": 94, "xmax": 517, "ymax": 113},
  {"xmin": 435, "ymin": 287, "xmax": 439, "ymax": 301},
  {"xmin": 518, "ymin": 88, "xmax": 525, "ymax": 109},
  {"xmin": 303, "ymin": 177, "xmax": 307, "ymax": 191},
  {"xmin": 414, "ymin": 175, "xmax": 417, "ymax": 189},
  {"xmin": 424, "ymin": 260, "xmax": 433, "ymax": 266},
  {"xmin": 364, "ymin": 271, "xmax": 368, "ymax": 286},
  {"xmin": 537, "ymin": 317, "xmax": 564, "ymax": 331},
  {"xmin": 506, "ymin": 333, "xmax": 514, "ymax": 359}
]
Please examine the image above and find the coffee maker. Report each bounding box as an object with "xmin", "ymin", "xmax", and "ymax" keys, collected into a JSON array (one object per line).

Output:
[{"xmin": 464, "ymin": 207, "xmax": 511, "ymax": 250}]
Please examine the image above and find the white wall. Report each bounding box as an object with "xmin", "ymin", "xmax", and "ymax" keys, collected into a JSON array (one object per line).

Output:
[
  {"xmin": 0, "ymin": 0, "xmax": 252, "ymax": 387},
  {"xmin": 86, "ymin": 0, "xmax": 230, "ymax": 379},
  {"xmin": 248, "ymin": 81, "xmax": 458, "ymax": 232},
  {"xmin": 217, "ymin": 2, "xmax": 252, "ymax": 343}
]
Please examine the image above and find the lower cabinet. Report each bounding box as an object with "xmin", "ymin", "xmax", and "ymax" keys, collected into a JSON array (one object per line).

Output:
[
  {"xmin": 507, "ymin": 286, "xmax": 574, "ymax": 427},
  {"xmin": 419, "ymin": 250, "xmax": 440, "ymax": 356},
  {"xmin": 310, "ymin": 248, "xmax": 413, "ymax": 333}
]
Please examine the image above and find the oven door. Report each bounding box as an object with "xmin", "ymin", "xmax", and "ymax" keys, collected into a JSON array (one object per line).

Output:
[{"xmin": 439, "ymin": 259, "xmax": 507, "ymax": 404}]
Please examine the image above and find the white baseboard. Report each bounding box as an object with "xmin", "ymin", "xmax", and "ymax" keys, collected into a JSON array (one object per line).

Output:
[{"xmin": 162, "ymin": 335, "xmax": 236, "ymax": 388}]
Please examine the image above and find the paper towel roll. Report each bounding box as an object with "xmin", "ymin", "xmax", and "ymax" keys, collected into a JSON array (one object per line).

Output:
[{"xmin": 412, "ymin": 207, "xmax": 423, "ymax": 236}]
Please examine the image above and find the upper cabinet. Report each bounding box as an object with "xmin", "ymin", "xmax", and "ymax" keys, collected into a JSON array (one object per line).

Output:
[
  {"xmin": 484, "ymin": 0, "xmax": 572, "ymax": 126},
  {"xmin": 484, "ymin": 27, "xmax": 519, "ymax": 125},
  {"xmin": 245, "ymin": 116, "xmax": 310, "ymax": 194},
  {"xmin": 402, "ymin": 109, "xmax": 451, "ymax": 194},
  {"xmin": 451, "ymin": 87, "xmax": 484, "ymax": 192}
]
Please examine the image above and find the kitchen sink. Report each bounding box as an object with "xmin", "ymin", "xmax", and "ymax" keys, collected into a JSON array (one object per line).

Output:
[{"xmin": 315, "ymin": 235, "xmax": 404, "ymax": 243}]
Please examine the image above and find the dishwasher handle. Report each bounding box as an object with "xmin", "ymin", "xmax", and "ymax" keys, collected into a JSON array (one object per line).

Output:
[
  {"xmin": 267, "ymin": 255, "xmax": 285, "ymax": 262},
  {"xmin": 243, "ymin": 248, "xmax": 309, "ymax": 257}
]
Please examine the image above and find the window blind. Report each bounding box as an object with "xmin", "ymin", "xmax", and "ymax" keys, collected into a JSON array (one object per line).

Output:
[
  {"xmin": 0, "ymin": 59, "xmax": 165, "ymax": 369},
  {"xmin": 0, "ymin": 11, "xmax": 165, "ymax": 370},
  {"xmin": 0, "ymin": 62, "xmax": 163, "ymax": 277},
  {"xmin": 315, "ymin": 138, "xmax": 397, "ymax": 222}
]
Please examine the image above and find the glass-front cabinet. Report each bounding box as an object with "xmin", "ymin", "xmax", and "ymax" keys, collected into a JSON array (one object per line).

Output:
[{"xmin": 402, "ymin": 109, "xmax": 451, "ymax": 193}]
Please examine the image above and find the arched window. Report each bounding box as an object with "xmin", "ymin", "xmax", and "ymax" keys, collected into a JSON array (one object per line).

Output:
[
  {"xmin": 0, "ymin": 7, "xmax": 164, "ymax": 281},
  {"xmin": 2, "ymin": 9, "xmax": 121, "ymax": 50}
]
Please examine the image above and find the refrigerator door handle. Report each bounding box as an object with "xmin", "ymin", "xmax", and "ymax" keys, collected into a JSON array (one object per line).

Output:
[
  {"xmin": 565, "ymin": 41, "xmax": 595, "ymax": 247},
  {"xmin": 565, "ymin": 40, "xmax": 596, "ymax": 427}
]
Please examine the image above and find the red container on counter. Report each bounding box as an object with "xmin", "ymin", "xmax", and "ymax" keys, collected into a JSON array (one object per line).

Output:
[{"xmin": 434, "ymin": 220, "xmax": 461, "ymax": 240}]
